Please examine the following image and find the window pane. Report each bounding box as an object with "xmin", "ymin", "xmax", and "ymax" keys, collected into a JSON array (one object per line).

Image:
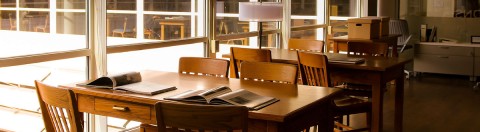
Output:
[
  {"xmin": 19, "ymin": 11, "xmax": 49, "ymax": 32},
  {"xmin": 57, "ymin": 12, "xmax": 86, "ymax": 35},
  {"xmin": 291, "ymin": 28, "xmax": 321, "ymax": 39},
  {"xmin": 107, "ymin": 43, "xmax": 204, "ymax": 73},
  {"xmin": 107, "ymin": 14, "xmax": 137, "ymax": 40},
  {"xmin": 330, "ymin": 20, "xmax": 348, "ymax": 37},
  {"xmin": 108, "ymin": 1, "xmax": 200, "ymax": 44},
  {"xmin": 144, "ymin": 0, "xmax": 191, "ymax": 12},
  {"xmin": 107, "ymin": 0, "xmax": 136, "ymax": 10},
  {"xmin": 1, "ymin": 11, "xmax": 86, "ymax": 57},
  {"xmin": 330, "ymin": 0, "xmax": 357, "ymax": 17},
  {"xmin": 0, "ymin": 11, "xmax": 16, "ymax": 30},
  {"xmin": 57, "ymin": 0, "xmax": 86, "ymax": 9},
  {"xmin": 218, "ymin": 0, "xmax": 249, "ymax": 14},
  {"xmin": 292, "ymin": 19, "xmax": 317, "ymax": 27},
  {"xmin": 292, "ymin": 0, "xmax": 316, "ymax": 16},
  {"xmin": 0, "ymin": 0, "xmax": 16, "ymax": 7},
  {"xmin": 216, "ymin": 17, "xmax": 250, "ymax": 35},
  {"xmin": 144, "ymin": 15, "xmax": 191, "ymax": 40},
  {"xmin": 0, "ymin": 57, "xmax": 87, "ymax": 131},
  {"xmin": 20, "ymin": 0, "xmax": 49, "ymax": 8}
]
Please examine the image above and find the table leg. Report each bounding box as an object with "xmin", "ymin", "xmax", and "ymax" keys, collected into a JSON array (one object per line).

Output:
[
  {"xmin": 394, "ymin": 70, "xmax": 405, "ymax": 132},
  {"xmin": 180, "ymin": 25, "xmax": 184, "ymax": 39},
  {"xmin": 161, "ymin": 25, "xmax": 165, "ymax": 40},
  {"xmin": 333, "ymin": 41, "xmax": 339, "ymax": 53},
  {"xmin": 371, "ymin": 75, "xmax": 384, "ymax": 132}
]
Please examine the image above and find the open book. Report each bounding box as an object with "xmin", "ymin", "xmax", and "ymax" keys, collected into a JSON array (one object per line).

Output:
[
  {"xmin": 77, "ymin": 72, "xmax": 177, "ymax": 95},
  {"xmin": 328, "ymin": 57, "xmax": 365, "ymax": 64},
  {"xmin": 165, "ymin": 86, "xmax": 279, "ymax": 110}
]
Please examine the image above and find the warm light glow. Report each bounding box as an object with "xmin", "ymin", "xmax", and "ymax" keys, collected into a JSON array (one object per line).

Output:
[{"xmin": 239, "ymin": 2, "xmax": 283, "ymax": 22}]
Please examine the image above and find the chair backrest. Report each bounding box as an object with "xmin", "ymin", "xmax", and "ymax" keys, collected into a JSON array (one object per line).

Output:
[
  {"xmin": 122, "ymin": 17, "xmax": 128, "ymax": 32},
  {"xmin": 288, "ymin": 39, "xmax": 324, "ymax": 52},
  {"xmin": 297, "ymin": 51, "xmax": 332, "ymax": 87},
  {"xmin": 240, "ymin": 61, "xmax": 298, "ymax": 84},
  {"xmin": 389, "ymin": 19, "xmax": 410, "ymax": 46},
  {"xmin": 43, "ymin": 14, "xmax": 49, "ymax": 28},
  {"xmin": 155, "ymin": 101, "xmax": 248, "ymax": 132},
  {"xmin": 347, "ymin": 42, "xmax": 389, "ymax": 57},
  {"xmin": 34, "ymin": 80, "xmax": 83, "ymax": 132},
  {"xmin": 230, "ymin": 47, "xmax": 272, "ymax": 78},
  {"xmin": 178, "ymin": 57, "xmax": 230, "ymax": 77},
  {"xmin": 9, "ymin": 13, "xmax": 16, "ymax": 29}
]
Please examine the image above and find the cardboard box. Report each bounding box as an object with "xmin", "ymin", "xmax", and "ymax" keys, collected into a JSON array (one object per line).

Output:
[
  {"xmin": 348, "ymin": 18, "xmax": 381, "ymax": 39},
  {"xmin": 365, "ymin": 16, "xmax": 390, "ymax": 37}
]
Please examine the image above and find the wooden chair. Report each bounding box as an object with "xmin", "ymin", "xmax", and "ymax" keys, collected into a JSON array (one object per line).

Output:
[
  {"xmin": 34, "ymin": 15, "xmax": 49, "ymax": 32},
  {"xmin": 347, "ymin": 42, "xmax": 389, "ymax": 57},
  {"xmin": 230, "ymin": 47, "xmax": 272, "ymax": 78},
  {"xmin": 288, "ymin": 38, "xmax": 324, "ymax": 52},
  {"xmin": 297, "ymin": 51, "xmax": 371, "ymax": 132},
  {"xmin": 152, "ymin": 101, "xmax": 248, "ymax": 132},
  {"xmin": 113, "ymin": 17, "xmax": 134, "ymax": 37},
  {"xmin": 179, "ymin": 57, "xmax": 230, "ymax": 77},
  {"xmin": 240, "ymin": 61, "xmax": 298, "ymax": 84},
  {"xmin": 34, "ymin": 80, "xmax": 83, "ymax": 132},
  {"xmin": 9, "ymin": 13, "xmax": 16, "ymax": 30},
  {"xmin": 297, "ymin": 51, "xmax": 331, "ymax": 87}
]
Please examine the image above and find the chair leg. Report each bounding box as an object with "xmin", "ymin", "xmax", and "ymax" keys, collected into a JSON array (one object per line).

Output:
[
  {"xmin": 366, "ymin": 111, "xmax": 372, "ymax": 130},
  {"xmin": 346, "ymin": 115, "xmax": 350, "ymax": 126}
]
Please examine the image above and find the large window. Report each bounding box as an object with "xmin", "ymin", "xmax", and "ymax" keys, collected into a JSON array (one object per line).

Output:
[
  {"xmin": 329, "ymin": 0, "xmax": 360, "ymax": 38},
  {"xmin": 291, "ymin": 0, "xmax": 324, "ymax": 40},
  {"xmin": 0, "ymin": 0, "xmax": 338, "ymax": 131},
  {"xmin": 0, "ymin": 0, "xmax": 89, "ymax": 131}
]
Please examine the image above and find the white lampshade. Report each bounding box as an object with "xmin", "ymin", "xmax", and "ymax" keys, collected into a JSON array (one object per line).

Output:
[{"xmin": 239, "ymin": 2, "xmax": 283, "ymax": 22}]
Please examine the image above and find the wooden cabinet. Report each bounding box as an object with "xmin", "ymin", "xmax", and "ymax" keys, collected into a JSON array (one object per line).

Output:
[{"xmin": 414, "ymin": 42, "xmax": 477, "ymax": 78}]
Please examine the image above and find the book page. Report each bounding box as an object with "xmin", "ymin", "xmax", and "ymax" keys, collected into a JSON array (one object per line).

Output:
[
  {"xmin": 212, "ymin": 89, "xmax": 279, "ymax": 110},
  {"xmin": 115, "ymin": 82, "xmax": 176, "ymax": 95},
  {"xmin": 164, "ymin": 89, "xmax": 209, "ymax": 103},
  {"xmin": 198, "ymin": 86, "xmax": 232, "ymax": 102}
]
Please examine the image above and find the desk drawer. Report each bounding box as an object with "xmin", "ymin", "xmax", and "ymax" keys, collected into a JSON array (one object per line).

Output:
[
  {"xmin": 416, "ymin": 44, "xmax": 473, "ymax": 56},
  {"xmin": 414, "ymin": 54, "xmax": 473, "ymax": 75},
  {"xmin": 94, "ymin": 98, "xmax": 151, "ymax": 121}
]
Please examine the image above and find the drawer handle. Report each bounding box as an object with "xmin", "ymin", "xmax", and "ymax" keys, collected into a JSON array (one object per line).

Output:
[
  {"xmin": 112, "ymin": 106, "xmax": 129, "ymax": 112},
  {"xmin": 438, "ymin": 56, "xmax": 449, "ymax": 59}
]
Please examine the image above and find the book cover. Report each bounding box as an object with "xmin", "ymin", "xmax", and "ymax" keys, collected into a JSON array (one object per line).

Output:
[
  {"xmin": 428, "ymin": 26, "xmax": 437, "ymax": 42},
  {"xmin": 328, "ymin": 57, "xmax": 365, "ymax": 64}
]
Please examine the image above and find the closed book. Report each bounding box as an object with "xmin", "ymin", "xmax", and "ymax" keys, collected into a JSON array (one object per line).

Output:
[{"xmin": 420, "ymin": 24, "xmax": 427, "ymax": 42}]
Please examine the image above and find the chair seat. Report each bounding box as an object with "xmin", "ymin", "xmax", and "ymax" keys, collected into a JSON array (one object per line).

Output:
[
  {"xmin": 334, "ymin": 95, "xmax": 371, "ymax": 115},
  {"xmin": 335, "ymin": 83, "xmax": 373, "ymax": 97}
]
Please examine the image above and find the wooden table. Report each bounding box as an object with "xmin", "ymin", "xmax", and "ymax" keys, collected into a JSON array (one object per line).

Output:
[
  {"xmin": 64, "ymin": 71, "xmax": 342, "ymax": 132},
  {"xmin": 159, "ymin": 18, "xmax": 188, "ymax": 40},
  {"xmin": 330, "ymin": 35, "xmax": 401, "ymax": 57},
  {"xmin": 223, "ymin": 49, "xmax": 412, "ymax": 132}
]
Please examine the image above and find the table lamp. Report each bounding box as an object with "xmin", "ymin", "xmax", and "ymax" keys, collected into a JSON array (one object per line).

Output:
[{"xmin": 239, "ymin": 2, "xmax": 283, "ymax": 49}]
